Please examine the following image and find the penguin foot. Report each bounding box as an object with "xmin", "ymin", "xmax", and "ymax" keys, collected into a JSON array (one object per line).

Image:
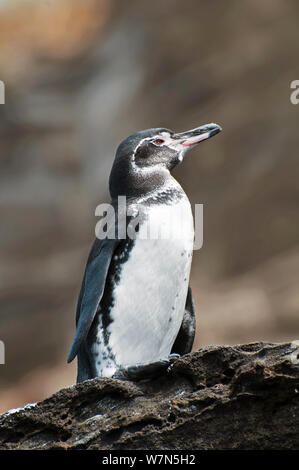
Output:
[
  {"xmin": 113, "ymin": 354, "xmax": 180, "ymax": 381},
  {"xmin": 166, "ymin": 353, "xmax": 180, "ymax": 373}
]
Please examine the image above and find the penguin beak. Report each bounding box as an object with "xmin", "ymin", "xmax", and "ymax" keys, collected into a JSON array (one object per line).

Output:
[{"xmin": 173, "ymin": 123, "xmax": 222, "ymax": 148}]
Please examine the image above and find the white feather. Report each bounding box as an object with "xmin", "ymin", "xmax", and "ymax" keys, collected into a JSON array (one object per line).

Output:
[{"xmin": 92, "ymin": 191, "xmax": 194, "ymax": 376}]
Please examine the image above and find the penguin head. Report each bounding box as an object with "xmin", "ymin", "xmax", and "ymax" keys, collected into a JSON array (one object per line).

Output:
[{"xmin": 109, "ymin": 124, "xmax": 221, "ymax": 199}]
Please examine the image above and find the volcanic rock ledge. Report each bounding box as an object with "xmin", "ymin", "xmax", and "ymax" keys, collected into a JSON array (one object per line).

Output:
[{"xmin": 0, "ymin": 341, "xmax": 298, "ymax": 450}]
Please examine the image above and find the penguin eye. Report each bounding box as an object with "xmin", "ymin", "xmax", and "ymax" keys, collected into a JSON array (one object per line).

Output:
[{"xmin": 153, "ymin": 138, "xmax": 165, "ymax": 145}]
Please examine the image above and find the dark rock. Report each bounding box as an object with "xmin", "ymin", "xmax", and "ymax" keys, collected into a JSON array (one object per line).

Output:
[{"xmin": 0, "ymin": 341, "xmax": 298, "ymax": 450}]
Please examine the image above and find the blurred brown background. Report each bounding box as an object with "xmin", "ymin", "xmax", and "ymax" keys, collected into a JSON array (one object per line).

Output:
[{"xmin": 0, "ymin": 0, "xmax": 299, "ymax": 413}]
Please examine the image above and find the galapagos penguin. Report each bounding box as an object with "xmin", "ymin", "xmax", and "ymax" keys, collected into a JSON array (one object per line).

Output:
[{"xmin": 67, "ymin": 123, "xmax": 221, "ymax": 382}]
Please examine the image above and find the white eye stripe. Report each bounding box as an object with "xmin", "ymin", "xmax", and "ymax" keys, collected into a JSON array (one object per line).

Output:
[
  {"xmin": 133, "ymin": 134, "xmax": 168, "ymax": 155},
  {"xmin": 133, "ymin": 132, "xmax": 182, "ymax": 159},
  {"xmin": 152, "ymin": 134, "xmax": 179, "ymax": 149},
  {"xmin": 132, "ymin": 136, "xmax": 154, "ymax": 159}
]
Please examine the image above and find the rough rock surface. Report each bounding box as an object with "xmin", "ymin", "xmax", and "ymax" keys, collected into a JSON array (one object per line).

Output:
[{"xmin": 0, "ymin": 342, "xmax": 298, "ymax": 450}]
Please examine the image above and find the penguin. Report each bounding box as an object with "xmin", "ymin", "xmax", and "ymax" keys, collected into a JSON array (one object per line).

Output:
[{"xmin": 67, "ymin": 123, "xmax": 221, "ymax": 382}]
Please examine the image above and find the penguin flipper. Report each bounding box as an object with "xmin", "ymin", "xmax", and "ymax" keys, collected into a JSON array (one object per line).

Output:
[
  {"xmin": 76, "ymin": 344, "xmax": 92, "ymax": 383},
  {"xmin": 171, "ymin": 286, "xmax": 196, "ymax": 356},
  {"xmin": 67, "ymin": 237, "xmax": 120, "ymax": 363}
]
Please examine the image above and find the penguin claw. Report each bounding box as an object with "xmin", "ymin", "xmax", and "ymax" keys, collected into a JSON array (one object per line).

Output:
[
  {"xmin": 166, "ymin": 353, "xmax": 180, "ymax": 373},
  {"xmin": 168, "ymin": 353, "xmax": 180, "ymax": 361}
]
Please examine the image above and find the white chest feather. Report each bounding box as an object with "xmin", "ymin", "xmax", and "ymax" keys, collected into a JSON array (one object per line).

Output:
[{"xmin": 93, "ymin": 196, "xmax": 194, "ymax": 377}]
